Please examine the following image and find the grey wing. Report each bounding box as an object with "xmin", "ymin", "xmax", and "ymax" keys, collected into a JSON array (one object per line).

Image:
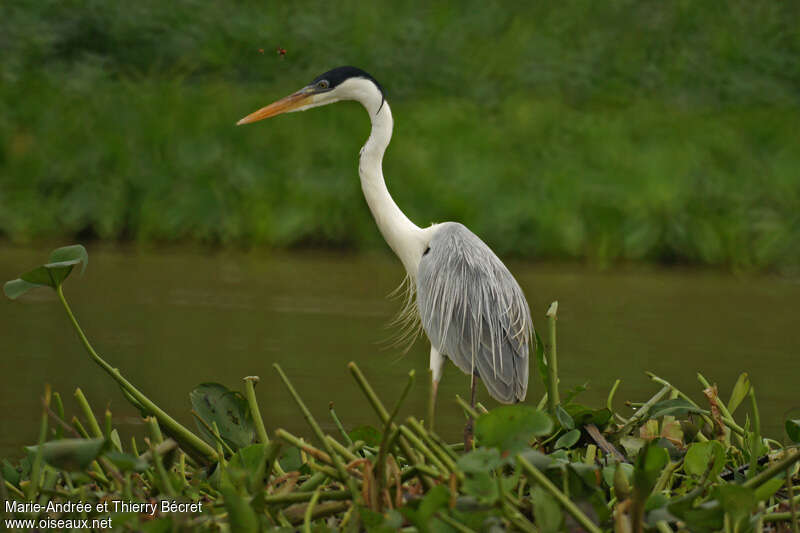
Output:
[{"xmin": 416, "ymin": 222, "xmax": 532, "ymax": 403}]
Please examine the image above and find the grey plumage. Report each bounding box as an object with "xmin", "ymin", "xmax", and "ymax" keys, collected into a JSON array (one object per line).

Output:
[{"xmin": 417, "ymin": 222, "xmax": 532, "ymax": 403}]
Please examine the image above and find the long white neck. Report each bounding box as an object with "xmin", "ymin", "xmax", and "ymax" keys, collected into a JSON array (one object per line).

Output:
[{"xmin": 346, "ymin": 79, "xmax": 429, "ymax": 277}]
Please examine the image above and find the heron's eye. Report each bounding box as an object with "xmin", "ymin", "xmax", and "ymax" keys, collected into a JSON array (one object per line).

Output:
[{"xmin": 317, "ymin": 80, "xmax": 329, "ymax": 89}]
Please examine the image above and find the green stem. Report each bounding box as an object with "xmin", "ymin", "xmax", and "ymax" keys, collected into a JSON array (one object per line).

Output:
[
  {"xmin": 56, "ymin": 285, "xmax": 217, "ymax": 464},
  {"xmin": 243, "ymin": 376, "xmax": 270, "ymax": 444},
  {"xmin": 273, "ymin": 364, "xmax": 360, "ymax": 502},
  {"xmin": 748, "ymin": 387, "xmax": 761, "ymax": 480},
  {"xmin": 743, "ymin": 450, "xmax": 800, "ymax": 490},
  {"xmin": 546, "ymin": 301, "xmax": 560, "ymax": 413},
  {"xmin": 617, "ymin": 385, "xmax": 671, "ymax": 435},
  {"xmin": 518, "ymin": 453, "xmax": 602, "ymax": 533},
  {"xmin": 27, "ymin": 386, "xmax": 51, "ymax": 500},
  {"xmin": 74, "ymin": 388, "xmax": 103, "ymax": 438},
  {"xmin": 697, "ymin": 372, "xmax": 746, "ymax": 437},
  {"xmin": 264, "ymin": 489, "xmax": 351, "ymax": 505},
  {"xmin": 456, "ymin": 394, "xmax": 480, "ymax": 420},
  {"xmin": 437, "ymin": 511, "xmax": 478, "ymax": 533},
  {"xmin": 328, "ymin": 404, "xmax": 353, "ymax": 446},
  {"xmin": 303, "ymin": 488, "xmax": 321, "ymax": 533},
  {"xmin": 348, "ymin": 361, "xmax": 430, "ymax": 489},
  {"xmin": 377, "ymin": 370, "xmax": 415, "ymax": 506}
]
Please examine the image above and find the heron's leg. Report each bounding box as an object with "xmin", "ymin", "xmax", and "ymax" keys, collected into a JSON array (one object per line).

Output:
[
  {"xmin": 464, "ymin": 375, "xmax": 477, "ymax": 451},
  {"xmin": 428, "ymin": 346, "xmax": 445, "ymax": 431}
]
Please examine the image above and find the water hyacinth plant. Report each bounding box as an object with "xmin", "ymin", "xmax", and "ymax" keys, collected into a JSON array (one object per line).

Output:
[{"xmin": 2, "ymin": 245, "xmax": 799, "ymax": 532}]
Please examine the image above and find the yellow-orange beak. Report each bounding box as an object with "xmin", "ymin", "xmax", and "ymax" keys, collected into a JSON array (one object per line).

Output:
[{"xmin": 236, "ymin": 89, "xmax": 314, "ymax": 125}]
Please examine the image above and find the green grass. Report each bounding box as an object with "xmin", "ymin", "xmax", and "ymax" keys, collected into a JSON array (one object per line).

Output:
[{"xmin": 1, "ymin": 0, "xmax": 799, "ymax": 270}]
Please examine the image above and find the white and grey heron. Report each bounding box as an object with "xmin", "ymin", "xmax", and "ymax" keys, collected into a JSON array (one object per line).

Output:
[{"xmin": 238, "ymin": 67, "xmax": 534, "ymax": 441}]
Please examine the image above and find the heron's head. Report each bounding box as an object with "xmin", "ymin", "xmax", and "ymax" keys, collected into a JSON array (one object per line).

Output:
[{"xmin": 237, "ymin": 66, "xmax": 385, "ymax": 125}]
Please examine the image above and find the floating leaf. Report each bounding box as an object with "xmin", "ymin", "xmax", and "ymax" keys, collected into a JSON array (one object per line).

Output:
[
  {"xmin": 754, "ymin": 477, "xmax": 784, "ymax": 502},
  {"xmin": 462, "ymin": 471, "xmax": 499, "ymax": 504},
  {"xmin": 612, "ymin": 462, "xmax": 632, "ymax": 498},
  {"xmin": 278, "ymin": 446, "xmax": 303, "ymax": 472},
  {"xmin": 669, "ymin": 501, "xmax": 723, "ymax": 533},
  {"xmin": 2, "ymin": 459, "xmax": 20, "ymax": 486},
  {"xmin": 633, "ymin": 442, "xmax": 669, "ymax": 498},
  {"xmin": 518, "ymin": 449, "xmax": 557, "ymax": 471},
  {"xmin": 786, "ymin": 419, "xmax": 800, "ymax": 443},
  {"xmin": 26, "ymin": 438, "xmax": 106, "ymax": 471},
  {"xmin": 620, "ymin": 436, "xmax": 646, "ymax": 458},
  {"xmin": 649, "ymin": 398, "xmax": 708, "ymax": 419},
  {"xmin": 220, "ymin": 484, "xmax": 258, "ymax": 533},
  {"xmin": 555, "ymin": 428, "xmax": 581, "ymax": 449},
  {"xmin": 348, "ymin": 425, "xmax": 382, "ymax": 447},
  {"xmin": 189, "ymin": 383, "xmax": 254, "ymax": 451},
  {"xmin": 104, "ymin": 450, "xmax": 148, "ymax": 472},
  {"xmin": 684, "ymin": 441, "xmax": 725, "ymax": 478},
  {"xmin": 475, "ymin": 405, "xmax": 553, "ymax": 453},
  {"xmin": 727, "ymin": 373, "xmax": 751, "ymax": 415},
  {"xmin": 555, "ymin": 405, "xmax": 575, "ymax": 430},
  {"xmin": 228, "ymin": 443, "xmax": 266, "ymax": 472},
  {"xmin": 713, "ymin": 484, "xmax": 757, "ymax": 528},
  {"xmin": 456, "ymin": 447, "xmax": 503, "ymax": 473},
  {"xmin": 532, "ymin": 485, "xmax": 563, "ymax": 533},
  {"xmin": 400, "ymin": 484, "xmax": 452, "ymax": 532}
]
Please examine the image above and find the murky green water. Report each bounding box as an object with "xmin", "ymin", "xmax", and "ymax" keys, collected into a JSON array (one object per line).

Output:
[{"xmin": 1, "ymin": 245, "xmax": 798, "ymax": 458}]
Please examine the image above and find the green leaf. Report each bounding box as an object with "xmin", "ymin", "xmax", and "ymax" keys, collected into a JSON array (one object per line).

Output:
[
  {"xmin": 518, "ymin": 449, "xmax": 557, "ymax": 471},
  {"xmin": 535, "ymin": 330, "xmax": 548, "ymax": 392},
  {"xmin": 48, "ymin": 245, "xmax": 88, "ymax": 276},
  {"xmin": 417, "ymin": 485, "xmax": 451, "ymax": 522},
  {"xmin": 279, "ymin": 446, "xmax": 303, "ymax": 472},
  {"xmin": 20, "ymin": 265, "xmax": 56, "ymax": 287},
  {"xmin": 3, "ymin": 278, "xmax": 45, "ymax": 299},
  {"xmin": 754, "ymin": 477, "xmax": 784, "ymax": 502},
  {"xmin": 456, "ymin": 448, "xmax": 503, "ymax": 473},
  {"xmin": 2, "ymin": 459, "xmax": 20, "ymax": 486},
  {"xmin": 554, "ymin": 428, "xmax": 581, "ymax": 449},
  {"xmin": 620, "ymin": 435, "xmax": 646, "ymax": 458},
  {"xmin": 348, "ymin": 425, "xmax": 382, "ymax": 447},
  {"xmin": 649, "ymin": 398, "xmax": 708, "ymax": 419},
  {"xmin": 555, "ymin": 405, "xmax": 575, "ymax": 430},
  {"xmin": 104, "ymin": 450, "xmax": 148, "ymax": 472},
  {"xmin": 684, "ymin": 441, "xmax": 725, "ymax": 478},
  {"xmin": 5, "ymin": 245, "xmax": 89, "ymax": 297},
  {"xmin": 786, "ymin": 419, "xmax": 800, "ymax": 443},
  {"xmin": 400, "ymin": 485, "xmax": 452, "ymax": 533},
  {"xmin": 227, "ymin": 443, "xmax": 266, "ymax": 472},
  {"xmin": 474, "ymin": 405, "xmax": 553, "ymax": 453},
  {"xmin": 602, "ymin": 461, "xmax": 633, "ymax": 489},
  {"xmin": 462, "ymin": 471, "xmax": 499, "ymax": 504},
  {"xmin": 26, "ymin": 438, "xmax": 106, "ymax": 471},
  {"xmin": 220, "ymin": 484, "xmax": 258, "ymax": 533},
  {"xmin": 669, "ymin": 501, "xmax": 723, "ymax": 533},
  {"xmin": 633, "ymin": 442, "xmax": 668, "ymax": 497},
  {"xmin": 727, "ymin": 373, "xmax": 751, "ymax": 415},
  {"xmin": 531, "ymin": 485, "xmax": 563, "ymax": 533},
  {"xmin": 189, "ymin": 383, "xmax": 255, "ymax": 451},
  {"xmin": 713, "ymin": 484, "xmax": 757, "ymax": 525}
]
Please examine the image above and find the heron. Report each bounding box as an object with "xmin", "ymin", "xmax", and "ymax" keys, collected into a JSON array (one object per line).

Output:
[{"xmin": 238, "ymin": 66, "xmax": 533, "ymax": 446}]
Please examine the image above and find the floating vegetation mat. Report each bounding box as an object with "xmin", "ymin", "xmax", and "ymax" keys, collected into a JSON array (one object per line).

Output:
[{"xmin": 2, "ymin": 246, "xmax": 799, "ymax": 532}]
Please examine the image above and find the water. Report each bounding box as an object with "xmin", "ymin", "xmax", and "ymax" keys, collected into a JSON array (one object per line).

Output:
[{"xmin": 1, "ymin": 245, "xmax": 798, "ymax": 458}]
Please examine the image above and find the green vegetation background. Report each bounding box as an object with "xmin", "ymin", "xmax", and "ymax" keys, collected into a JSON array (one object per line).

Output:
[{"xmin": 1, "ymin": 0, "xmax": 799, "ymax": 270}]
